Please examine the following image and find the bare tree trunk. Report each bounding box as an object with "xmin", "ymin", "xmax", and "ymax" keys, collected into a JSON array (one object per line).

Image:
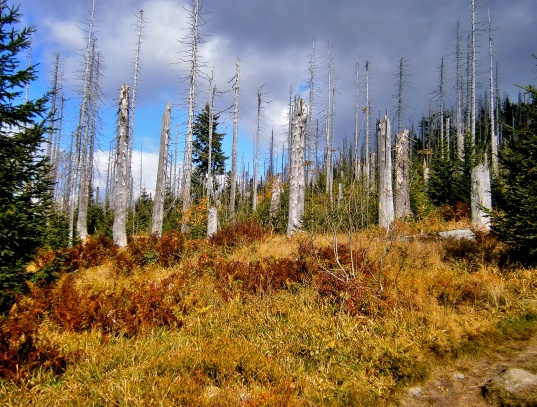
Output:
[
  {"xmin": 353, "ymin": 61, "xmax": 360, "ymax": 178},
  {"xmin": 128, "ymin": 9, "xmax": 145, "ymax": 207},
  {"xmin": 182, "ymin": 0, "xmax": 202, "ymax": 228},
  {"xmin": 439, "ymin": 56, "xmax": 445, "ymax": 158},
  {"xmin": 308, "ymin": 43, "xmax": 317, "ymax": 184},
  {"xmin": 471, "ymin": 160, "xmax": 491, "ymax": 231},
  {"xmin": 456, "ymin": 20, "xmax": 464, "ymax": 162},
  {"xmin": 325, "ymin": 40, "xmax": 333, "ymax": 200},
  {"xmin": 270, "ymin": 173, "xmax": 282, "ymax": 218},
  {"xmin": 287, "ymin": 98, "xmax": 308, "ymax": 237},
  {"xmin": 207, "ymin": 207, "xmax": 218, "ymax": 237},
  {"xmin": 253, "ymin": 86, "xmax": 261, "ymax": 211},
  {"xmin": 230, "ymin": 58, "xmax": 240, "ymax": 219},
  {"xmin": 113, "ymin": 84, "xmax": 130, "ymax": 248},
  {"xmin": 394, "ymin": 129, "xmax": 412, "ymax": 219},
  {"xmin": 151, "ymin": 102, "xmax": 171, "ymax": 237},
  {"xmin": 488, "ymin": 9, "xmax": 498, "ymax": 173},
  {"xmin": 377, "ymin": 115, "xmax": 394, "ymax": 228},
  {"xmin": 364, "ymin": 60, "xmax": 371, "ymax": 183}
]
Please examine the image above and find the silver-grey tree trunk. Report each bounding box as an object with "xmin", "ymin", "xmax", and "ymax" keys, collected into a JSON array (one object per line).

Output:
[
  {"xmin": 230, "ymin": 58, "xmax": 240, "ymax": 219},
  {"xmin": 471, "ymin": 160, "xmax": 491, "ymax": 231},
  {"xmin": 377, "ymin": 115, "xmax": 394, "ymax": 228},
  {"xmin": 394, "ymin": 129, "xmax": 412, "ymax": 219},
  {"xmin": 113, "ymin": 84, "xmax": 130, "ymax": 248},
  {"xmin": 151, "ymin": 102, "xmax": 171, "ymax": 237},
  {"xmin": 207, "ymin": 206, "xmax": 218, "ymax": 237},
  {"xmin": 287, "ymin": 98, "xmax": 308, "ymax": 237},
  {"xmin": 270, "ymin": 173, "xmax": 282, "ymax": 218}
]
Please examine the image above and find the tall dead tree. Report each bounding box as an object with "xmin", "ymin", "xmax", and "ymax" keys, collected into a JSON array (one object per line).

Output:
[
  {"xmin": 469, "ymin": 0, "xmax": 492, "ymax": 230},
  {"xmin": 151, "ymin": 102, "xmax": 171, "ymax": 237},
  {"xmin": 377, "ymin": 114, "xmax": 394, "ymax": 228},
  {"xmin": 353, "ymin": 61, "xmax": 360, "ymax": 178},
  {"xmin": 229, "ymin": 58, "xmax": 240, "ymax": 219},
  {"xmin": 128, "ymin": 9, "xmax": 145, "ymax": 206},
  {"xmin": 364, "ymin": 60, "xmax": 371, "ymax": 182},
  {"xmin": 488, "ymin": 9, "xmax": 498, "ymax": 173},
  {"xmin": 69, "ymin": 0, "xmax": 96, "ymax": 245},
  {"xmin": 325, "ymin": 41, "xmax": 334, "ymax": 201},
  {"xmin": 287, "ymin": 98, "xmax": 308, "ymax": 237},
  {"xmin": 394, "ymin": 129, "xmax": 412, "ymax": 219},
  {"xmin": 455, "ymin": 20, "xmax": 464, "ymax": 161},
  {"xmin": 307, "ymin": 43, "xmax": 317, "ymax": 182},
  {"xmin": 253, "ymin": 86, "xmax": 262, "ymax": 211},
  {"xmin": 113, "ymin": 84, "xmax": 130, "ymax": 248},
  {"xmin": 181, "ymin": 0, "xmax": 203, "ymax": 224}
]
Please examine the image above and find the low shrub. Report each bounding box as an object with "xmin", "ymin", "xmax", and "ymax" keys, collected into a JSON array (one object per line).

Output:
[{"xmin": 209, "ymin": 221, "xmax": 263, "ymax": 249}]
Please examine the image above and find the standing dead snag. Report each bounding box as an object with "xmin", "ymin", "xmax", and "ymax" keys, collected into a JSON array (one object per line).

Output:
[
  {"xmin": 471, "ymin": 160, "xmax": 492, "ymax": 231},
  {"xmin": 395, "ymin": 129, "xmax": 412, "ymax": 219},
  {"xmin": 287, "ymin": 98, "xmax": 308, "ymax": 237},
  {"xmin": 151, "ymin": 102, "xmax": 172, "ymax": 237},
  {"xmin": 377, "ymin": 114, "xmax": 394, "ymax": 228},
  {"xmin": 113, "ymin": 84, "xmax": 130, "ymax": 248}
]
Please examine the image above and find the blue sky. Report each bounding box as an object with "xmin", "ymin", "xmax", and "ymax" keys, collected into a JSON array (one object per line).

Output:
[{"xmin": 18, "ymin": 0, "xmax": 537, "ymax": 196}]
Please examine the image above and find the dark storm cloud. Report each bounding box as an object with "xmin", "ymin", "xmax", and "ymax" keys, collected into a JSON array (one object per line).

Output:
[{"xmin": 21, "ymin": 0, "xmax": 537, "ymax": 161}]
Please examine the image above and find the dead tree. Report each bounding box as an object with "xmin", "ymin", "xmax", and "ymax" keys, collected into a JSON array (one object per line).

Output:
[
  {"xmin": 488, "ymin": 9, "xmax": 498, "ymax": 173},
  {"xmin": 287, "ymin": 98, "xmax": 308, "ymax": 237},
  {"xmin": 128, "ymin": 9, "xmax": 145, "ymax": 206},
  {"xmin": 364, "ymin": 60, "xmax": 371, "ymax": 183},
  {"xmin": 113, "ymin": 84, "xmax": 130, "ymax": 248},
  {"xmin": 151, "ymin": 102, "xmax": 172, "ymax": 237},
  {"xmin": 377, "ymin": 114, "xmax": 394, "ymax": 228},
  {"xmin": 455, "ymin": 20, "xmax": 465, "ymax": 161},
  {"xmin": 181, "ymin": 0, "xmax": 204, "ymax": 224},
  {"xmin": 229, "ymin": 58, "xmax": 240, "ymax": 219},
  {"xmin": 394, "ymin": 129, "xmax": 412, "ymax": 219},
  {"xmin": 325, "ymin": 40, "xmax": 334, "ymax": 201},
  {"xmin": 270, "ymin": 173, "xmax": 282, "ymax": 217},
  {"xmin": 471, "ymin": 160, "xmax": 491, "ymax": 231},
  {"xmin": 353, "ymin": 61, "xmax": 360, "ymax": 178}
]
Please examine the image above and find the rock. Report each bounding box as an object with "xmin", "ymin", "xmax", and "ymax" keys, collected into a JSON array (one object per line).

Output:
[
  {"xmin": 482, "ymin": 368, "xmax": 537, "ymax": 406},
  {"xmin": 438, "ymin": 228, "xmax": 476, "ymax": 240},
  {"xmin": 408, "ymin": 387, "xmax": 422, "ymax": 397},
  {"xmin": 453, "ymin": 372, "xmax": 466, "ymax": 381}
]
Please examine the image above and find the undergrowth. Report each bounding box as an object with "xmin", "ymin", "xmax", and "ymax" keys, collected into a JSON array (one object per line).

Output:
[{"xmin": 1, "ymin": 218, "xmax": 536, "ymax": 405}]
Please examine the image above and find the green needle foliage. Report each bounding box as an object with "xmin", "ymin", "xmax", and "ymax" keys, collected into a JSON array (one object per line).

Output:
[
  {"xmin": 490, "ymin": 85, "xmax": 537, "ymax": 264},
  {"xmin": 0, "ymin": 2, "xmax": 53, "ymax": 312}
]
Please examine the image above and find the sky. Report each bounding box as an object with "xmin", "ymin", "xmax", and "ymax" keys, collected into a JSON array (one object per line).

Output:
[{"xmin": 19, "ymin": 0, "xmax": 537, "ymax": 196}]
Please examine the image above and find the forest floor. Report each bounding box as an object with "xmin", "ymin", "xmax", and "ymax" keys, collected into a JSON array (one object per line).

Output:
[{"xmin": 398, "ymin": 300, "xmax": 537, "ymax": 406}]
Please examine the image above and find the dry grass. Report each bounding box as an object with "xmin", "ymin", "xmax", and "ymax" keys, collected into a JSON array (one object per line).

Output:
[{"xmin": 1, "ymin": 217, "xmax": 536, "ymax": 406}]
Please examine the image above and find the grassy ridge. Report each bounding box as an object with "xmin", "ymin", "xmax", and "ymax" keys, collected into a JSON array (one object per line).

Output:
[{"xmin": 1, "ymin": 218, "xmax": 536, "ymax": 406}]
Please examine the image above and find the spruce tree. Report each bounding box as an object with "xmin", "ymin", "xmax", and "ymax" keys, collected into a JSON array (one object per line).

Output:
[
  {"xmin": 192, "ymin": 103, "xmax": 227, "ymax": 200},
  {"xmin": 0, "ymin": 3, "xmax": 52, "ymax": 310},
  {"xmin": 490, "ymin": 85, "xmax": 537, "ymax": 263}
]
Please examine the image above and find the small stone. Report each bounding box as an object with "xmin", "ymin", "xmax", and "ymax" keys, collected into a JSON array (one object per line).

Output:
[
  {"xmin": 482, "ymin": 368, "xmax": 537, "ymax": 406},
  {"xmin": 453, "ymin": 372, "xmax": 465, "ymax": 381},
  {"xmin": 408, "ymin": 387, "xmax": 422, "ymax": 397}
]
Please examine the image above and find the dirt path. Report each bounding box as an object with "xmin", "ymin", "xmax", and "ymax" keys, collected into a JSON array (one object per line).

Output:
[{"xmin": 398, "ymin": 303, "xmax": 537, "ymax": 406}]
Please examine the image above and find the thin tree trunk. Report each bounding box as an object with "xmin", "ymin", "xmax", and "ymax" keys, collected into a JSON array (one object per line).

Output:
[
  {"xmin": 113, "ymin": 84, "xmax": 130, "ymax": 248},
  {"xmin": 394, "ymin": 129, "xmax": 412, "ymax": 219},
  {"xmin": 151, "ymin": 102, "xmax": 171, "ymax": 237},
  {"xmin": 287, "ymin": 98, "xmax": 308, "ymax": 237},
  {"xmin": 364, "ymin": 60, "xmax": 371, "ymax": 184},
  {"xmin": 471, "ymin": 160, "xmax": 491, "ymax": 231},
  {"xmin": 128, "ymin": 9, "xmax": 145, "ymax": 206},
  {"xmin": 377, "ymin": 115, "xmax": 394, "ymax": 228},
  {"xmin": 230, "ymin": 58, "xmax": 240, "ymax": 219},
  {"xmin": 182, "ymin": 0, "xmax": 202, "ymax": 228},
  {"xmin": 488, "ymin": 9, "xmax": 498, "ymax": 173}
]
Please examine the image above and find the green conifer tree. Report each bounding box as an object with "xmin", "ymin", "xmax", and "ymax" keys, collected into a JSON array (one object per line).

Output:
[
  {"xmin": 490, "ymin": 85, "xmax": 537, "ymax": 263},
  {"xmin": 0, "ymin": 2, "xmax": 52, "ymax": 310}
]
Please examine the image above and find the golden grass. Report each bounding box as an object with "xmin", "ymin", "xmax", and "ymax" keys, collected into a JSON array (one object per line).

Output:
[{"xmin": 1, "ymin": 217, "xmax": 536, "ymax": 406}]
